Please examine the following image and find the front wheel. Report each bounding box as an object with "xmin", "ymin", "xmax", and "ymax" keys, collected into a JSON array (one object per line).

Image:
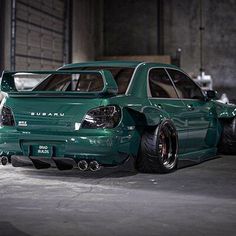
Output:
[{"xmin": 137, "ymin": 120, "xmax": 178, "ymax": 173}]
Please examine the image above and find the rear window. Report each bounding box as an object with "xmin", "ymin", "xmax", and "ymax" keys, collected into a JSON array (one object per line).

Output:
[
  {"xmin": 34, "ymin": 67, "xmax": 134, "ymax": 94},
  {"xmin": 34, "ymin": 73, "xmax": 104, "ymax": 92},
  {"xmin": 14, "ymin": 73, "xmax": 47, "ymax": 91}
]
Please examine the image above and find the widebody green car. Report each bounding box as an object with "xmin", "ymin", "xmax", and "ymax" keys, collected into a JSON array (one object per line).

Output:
[{"xmin": 0, "ymin": 61, "xmax": 236, "ymax": 173}]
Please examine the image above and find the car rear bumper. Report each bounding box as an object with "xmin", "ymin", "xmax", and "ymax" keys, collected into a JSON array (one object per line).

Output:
[
  {"xmin": 10, "ymin": 154, "xmax": 135, "ymax": 171},
  {"xmin": 0, "ymin": 127, "xmax": 140, "ymax": 167}
]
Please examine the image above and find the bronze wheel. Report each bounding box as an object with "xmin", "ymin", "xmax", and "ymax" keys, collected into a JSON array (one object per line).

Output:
[
  {"xmin": 137, "ymin": 120, "xmax": 178, "ymax": 173},
  {"xmin": 158, "ymin": 126, "xmax": 177, "ymax": 170}
]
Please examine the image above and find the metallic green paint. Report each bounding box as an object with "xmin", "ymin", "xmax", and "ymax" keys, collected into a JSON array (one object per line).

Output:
[
  {"xmin": 0, "ymin": 61, "xmax": 235, "ymax": 168},
  {"xmin": 213, "ymin": 100, "xmax": 236, "ymax": 118}
]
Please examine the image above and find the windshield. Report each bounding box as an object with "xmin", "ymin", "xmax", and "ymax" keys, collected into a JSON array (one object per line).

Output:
[{"xmin": 34, "ymin": 67, "xmax": 134, "ymax": 94}]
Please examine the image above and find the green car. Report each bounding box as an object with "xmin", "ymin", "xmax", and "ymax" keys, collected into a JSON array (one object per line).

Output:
[{"xmin": 0, "ymin": 61, "xmax": 236, "ymax": 173}]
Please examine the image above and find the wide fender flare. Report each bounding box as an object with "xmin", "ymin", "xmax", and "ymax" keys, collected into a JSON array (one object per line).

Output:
[
  {"xmin": 123, "ymin": 105, "xmax": 170, "ymax": 126},
  {"xmin": 213, "ymin": 101, "xmax": 236, "ymax": 119}
]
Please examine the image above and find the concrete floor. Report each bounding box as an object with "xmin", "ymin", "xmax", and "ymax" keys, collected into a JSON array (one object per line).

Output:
[{"xmin": 0, "ymin": 156, "xmax": 236, "ymax": 236}]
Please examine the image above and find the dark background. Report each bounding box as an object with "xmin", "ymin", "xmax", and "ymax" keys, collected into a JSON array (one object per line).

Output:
[{"xmin": 0, "ymin": 0, "xmax": 236, "ymax": 99}]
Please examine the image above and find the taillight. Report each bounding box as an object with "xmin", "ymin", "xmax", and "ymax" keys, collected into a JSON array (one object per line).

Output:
[
  {"xmin": 81, "ymin": 106, "xmax": 121, "ymax": 129},
  {"xmin": 0, "ymin": 106, "xmax": 15, "ymax": 126}
]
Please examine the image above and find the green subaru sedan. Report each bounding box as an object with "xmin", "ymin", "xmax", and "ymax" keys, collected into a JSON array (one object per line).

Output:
[{"xmin": 0, "ymin": 61, "xmax": 236, "ymax": 173}]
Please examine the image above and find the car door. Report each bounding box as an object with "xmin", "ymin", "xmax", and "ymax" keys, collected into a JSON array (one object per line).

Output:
[
  {"xmin": 166, "ymin": 69, "xmax": 216, "ymax": 153},
  {"xmin": 147, "ymin": 68, "xmax": 189, "ymax": 154}
]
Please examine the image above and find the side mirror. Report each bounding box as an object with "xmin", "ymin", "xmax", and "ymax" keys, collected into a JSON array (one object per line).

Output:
[{"xmin": 206, "ymin": 90, "xmax": 217, "ymax": 100}]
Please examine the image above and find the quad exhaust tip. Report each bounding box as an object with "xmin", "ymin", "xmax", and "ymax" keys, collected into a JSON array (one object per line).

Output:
[
  {"xmin": 1, "ymin": 156, "xmax": 8, "ymax": 166},
  {"xmin": 78, "ymin": 160, "xmax": 88, "ymax": 171},
  {"xmin": 77, "ymin": 160, "xmax": 101, "ymax": 171},
  {"xmin": 89, "ymin": 161, "xmax": 100, "ymax": 171}
]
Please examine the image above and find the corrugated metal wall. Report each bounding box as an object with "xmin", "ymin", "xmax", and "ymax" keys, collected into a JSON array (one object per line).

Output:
[
  {"xmin": 0, "ymin": 0, "xmax": 5, "ymax": 72},
  {"xmin": 12, "ymin": 0, "xmax": 69, "ymax": 70}
]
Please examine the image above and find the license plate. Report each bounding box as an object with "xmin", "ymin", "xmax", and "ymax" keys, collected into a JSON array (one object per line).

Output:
[{"xmin": 31, "ymin": 145, "xmax": 53, "ymax": 157}]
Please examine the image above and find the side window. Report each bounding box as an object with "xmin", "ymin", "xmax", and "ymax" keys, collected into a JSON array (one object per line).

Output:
[
  {"xmin": 148, "ymin": 68, "xmax": 178, "ymax": 98},
  {"xmin": 167, "ymin": 69, "xmax": 204, "ymax": 100}
]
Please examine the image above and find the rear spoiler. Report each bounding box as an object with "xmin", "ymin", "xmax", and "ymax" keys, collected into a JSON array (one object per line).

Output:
[{"xmin": 0, "ymin": 70, "xmax": 118, "ymax": 97}]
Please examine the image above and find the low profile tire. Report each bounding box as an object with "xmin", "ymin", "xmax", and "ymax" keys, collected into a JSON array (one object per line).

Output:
[
  {"xmin": 218, "ymin": 118, "xmax": 236, "ymax": 155},
  {"xmin": 137, "ymin": 120, "xmax": 178, "ymax": 173}
]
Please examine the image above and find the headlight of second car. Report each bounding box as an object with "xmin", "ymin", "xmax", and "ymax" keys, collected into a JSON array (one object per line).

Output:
[{"xmin": 81, "ymin": 106, "xmax": 121, "ymax": 129}]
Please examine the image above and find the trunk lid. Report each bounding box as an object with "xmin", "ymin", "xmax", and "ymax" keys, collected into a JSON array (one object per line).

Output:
[{"xmin": 7, "ymin": 97, "xmax": 102, "ymax": 134}]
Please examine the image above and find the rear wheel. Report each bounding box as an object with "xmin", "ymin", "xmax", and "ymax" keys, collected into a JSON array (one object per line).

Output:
[
  {"xmin": 218, "ymin": 118, "xmax": 236, "ymax": 155},
  {"xmin": 137, "ymin": 120, "xmax": 178, "ymax": 173}
]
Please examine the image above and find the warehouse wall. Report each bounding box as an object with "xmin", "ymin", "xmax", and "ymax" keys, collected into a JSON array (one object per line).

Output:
[
  {"xmin": 0, "ymin": 0, "xmax": 4, "ymax": 72},
  {"xmin": 204, "ymin": 0, "xmax": 236, "ymax": 94},
  {"xmin": 103, "ymin": 0, "xmax": 236, "ymax": 96},
  {"xmin": 104, "ymin": 0, "xmax": 158, "ymax": 56},
  {"xmin": 1, "ymin": 0, "xmax": 235, "ymax": 98},
  {"xmin": 163, "ymin": 0, "xmax": 200, "ymax": 77},
  {"xmin": 0, "ymin": 0, "xmax": 70, "ymax": 71},
  {"xmin": 0, "ymin": 1, "xmax": 4, "ymax": 72},
  {"xmin": 14, "ymin": 0, "xmax": 68, "ymax": 70},
  {"xmin": 164, "ymin": 0, "xmax": 236, "ymax": 91},
  {"xmin": 72, "ymin": 0, "xmax": 103, "ymax": 62},
  {"xmin": 0, "ymin": 0, "xmax": 11, "ymax": 71}
]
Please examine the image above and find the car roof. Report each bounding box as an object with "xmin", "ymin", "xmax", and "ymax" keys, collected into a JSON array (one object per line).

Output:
[
  {"xmin": 61, "ymin": 61, "xmax": 179, "ymax": 70},
  {"xmin": 61, "ymin": 61, "xmax": 143, "ymax": 69}
]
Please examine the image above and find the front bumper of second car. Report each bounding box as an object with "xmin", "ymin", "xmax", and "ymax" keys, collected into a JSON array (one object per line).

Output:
[{"xmin": 0, "ymin": 126, "xmax": 140, "ymax": 170}]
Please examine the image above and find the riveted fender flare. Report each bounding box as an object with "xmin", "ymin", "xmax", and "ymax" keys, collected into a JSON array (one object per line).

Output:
[{"xmin": 123, "ymin": 105, "xmax": 170, "ymax": 126}]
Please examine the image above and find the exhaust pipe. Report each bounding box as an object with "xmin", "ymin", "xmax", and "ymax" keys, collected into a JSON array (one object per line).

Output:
[
  {"xmin": 1, "ymin": 156, "xmax": 8, "ymax": 166},
  {"xmin": 78, "ymin": 160, "xmax": 88, "ymax": 171},
  {"xmin": 89, "ymin": 161, "xmax": 100, "ymax": 171}
]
